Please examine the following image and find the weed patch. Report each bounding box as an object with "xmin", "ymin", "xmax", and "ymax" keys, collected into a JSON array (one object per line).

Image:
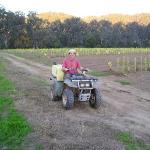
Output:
[
  {"xmin": 115, "ymin": 80, "xmax": 131, "ymax": 85},
  {"xmin": 89, "ymin": 70, "xmax": 112, "ymax": 77},
  {"xmin": 117, "ymin": 132, "xmax": 150, "ymax": 150}
]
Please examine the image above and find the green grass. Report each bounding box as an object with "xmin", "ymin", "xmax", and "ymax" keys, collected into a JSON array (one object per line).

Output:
[
  {"xmin": 0, "ymin": 96, "xmax": 13, "ymax": 113},
  {"xmin": 117, "ymin": 132, "xmax": 150, "ymax": 150},
  {"xmin": 89, "ymin": 70, "xmax": 112, "ymax": 77},
  {"xmin": 35, "ymin": 144, "xmax": 43, "ymax": 150},
  {"xmin": 0, "ymin": 58, "xmax": 31, "ymax": 150},
  {"xmin": 0, "ymin": 109, "xmax": 31, "ymax": 145},
  {"xmin": 0, "ymin": 60, "xmax": 15, "ymax": 94},
  {"xmin": 0, "ymin": 75, "xmax": 15, "ymax": 92},
  {"xmin": 31, "ymin": 76, "xmax": 49, "ymax": 86},
  {"xmin": 115, "ymin": 79, "xmax": 131, "ymax": 85},
  {"xmin": 0, "ymin": 61, "xmax": 5, "ymax": 70}
]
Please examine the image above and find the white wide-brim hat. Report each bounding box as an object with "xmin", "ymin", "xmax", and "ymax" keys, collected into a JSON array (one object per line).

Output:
[{"xmin": 68, "ymin": 49, "xmax": 76, "ymax": 54}]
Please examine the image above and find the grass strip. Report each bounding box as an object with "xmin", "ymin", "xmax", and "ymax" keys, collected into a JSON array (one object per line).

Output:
[{"xmin": 0, "ymin": 58, "xmax": 31, "ymax": 150}]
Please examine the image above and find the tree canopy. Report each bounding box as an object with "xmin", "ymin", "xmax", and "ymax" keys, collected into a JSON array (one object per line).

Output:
[{"xmin": 0, "ymin": 6, "xmax": 150, "ymax": 49}]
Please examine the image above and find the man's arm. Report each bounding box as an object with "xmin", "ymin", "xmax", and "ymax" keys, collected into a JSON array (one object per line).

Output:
[
  {"xmin": 62, "ymin": 67, "xmax": 69, "ymax": 72},
  {"xmin": 62, "ymin": 59, "xmax": 69, "ymax": 72},
  {"xmin": 77, "ymin": 68, "xmax": 82, "ymax": 74}
]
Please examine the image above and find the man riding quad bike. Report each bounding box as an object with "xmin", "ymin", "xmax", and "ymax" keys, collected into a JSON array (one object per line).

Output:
[{"xmin": 50, "ymin": 49, "xmax": 102, "ymax": 110}]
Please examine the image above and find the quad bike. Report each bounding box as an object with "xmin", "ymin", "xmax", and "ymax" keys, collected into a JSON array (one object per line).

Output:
[{"xmin": 50, "ymin": 65, "xmax": 102, "ymax": 110}]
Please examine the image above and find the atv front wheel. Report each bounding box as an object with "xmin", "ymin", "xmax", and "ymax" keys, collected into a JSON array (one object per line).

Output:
[
  {"xmin": 89, "ymin": 88, "xmax": 102, "ymax": 108},
  {"xmin": 62, "ymin": 88, "xmax": 74, "ymax": 110}
]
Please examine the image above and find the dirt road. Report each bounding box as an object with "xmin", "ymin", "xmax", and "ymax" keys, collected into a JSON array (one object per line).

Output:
[{"xmin": 1, "ymin": 53, "xmax": 150, "ymax": 149}]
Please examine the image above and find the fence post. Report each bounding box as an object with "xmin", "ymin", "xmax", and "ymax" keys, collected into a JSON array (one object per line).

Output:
[
  {"xmin": 144, "ymin": 57, "xmax": 147, "ymax": 71},
  {"xmin": 127, "ymin": 57, "xmax": 130, "ymax": 72},
  {"xmin": 117, "ymin": 57, "xmax": 120, "ymax": 72},
  {"xmin": 134, "ymin": 57, "xmax": 137, "ymax": 72},
  {"xmin": 149, "ymin": 55, "xmax": 150, "ymax": 70},
  {"xmin": 122, "ymin": 56, "xmax": 126, "ymax": 73},
  {"xmin": 140, "ymin": 56, "xmax": 143, "ymax": 71}
]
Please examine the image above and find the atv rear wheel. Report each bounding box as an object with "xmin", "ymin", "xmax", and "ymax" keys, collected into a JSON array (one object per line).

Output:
[
  {"xmin": 62, "ymin": 88, "xmax": 74, "ymax": 110},
  {"xmin": 89, "ymin": 88, "xmax": 102, "ymax": 108}
]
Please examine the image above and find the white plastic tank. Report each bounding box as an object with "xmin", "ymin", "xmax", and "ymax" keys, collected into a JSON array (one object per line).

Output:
[{"xmin": 52, "ymin": 64, "xmax": 64, "ymax": 81}]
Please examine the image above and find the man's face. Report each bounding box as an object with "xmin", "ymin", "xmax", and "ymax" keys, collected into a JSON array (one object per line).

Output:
[{"xmin": 68, "ymin": 52, "xmax": 76, "ymax": 60}]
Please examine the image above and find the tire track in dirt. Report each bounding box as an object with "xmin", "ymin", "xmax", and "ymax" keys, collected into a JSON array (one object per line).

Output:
[
  {"xmin": 99, "ymin": 77, "xmax": 150, "ymax": 142},
  {"xmin": 2, "ymin": 53, "xmax": 51, "ymax": 78},
  {"xmin": 2, "ymin": 52, "xmax": 150, "ymax": 147}
]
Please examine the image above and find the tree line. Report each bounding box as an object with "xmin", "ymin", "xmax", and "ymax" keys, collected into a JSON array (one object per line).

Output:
[{"xmin": 0, "ymin": 6, "xmax": 150, "ymax": 49}]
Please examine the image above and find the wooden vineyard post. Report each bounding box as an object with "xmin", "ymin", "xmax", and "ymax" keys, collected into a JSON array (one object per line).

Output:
[
  {"xmin": 127, "ymin": 57, "xmax": 130, "ymax": 72},
  {"xmin": 134, "ymin": 57, "xmax": 137, "ymax": 72},
  {"xmin": 122, "ymin": 56, "xmax": 126, "ymax": 73},
  {"xmin": 149, "ymin": 55, "xmax": 150, "ymax": 71},
  {"xmin": 117, "ymin": 57, "xmax": 120, "ymax": 72},
  {"xmin": 144, "ymin": 57, "xmax": 147, "ymax": 71},
  {"xmin": 140, "ymin": 56, "xmax": 143, "ymax": 71},
  {"xmin": 147, "ymin": 55, "xmax": 150, "ymax": 71}
]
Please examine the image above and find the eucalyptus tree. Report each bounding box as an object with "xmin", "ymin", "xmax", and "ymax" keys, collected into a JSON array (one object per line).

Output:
[
  {"xmin": 0, "ymin": 6, "xmax": 9, "ymax": 48},
  {"xmin": 63, "ymin": 17, "xmax": 87, "ymax": 47},
  {"xmin": 97, "ymin": 20, "xmax": 113, "ymax": 47},
  {"xmin": 144, "ymin": 23, "xmax": 150, "ymax": 47},
  {"xmin": 26, "ymin": 11, "xmax": 47, "ymax": 48},
  {"xmin": 85, "ymin": 20, "xmax": 99, "ymax": 47},
  {"xmin": 125, "ymin": 22, "xmax": 142, "ymax": 47},
  {"xmin": 111, "ymin": 23, "xmax": 126, "ymax": 47},
  {"xmin": 46, "ymin": 20, "xmax": 64, "ymax": 47}
]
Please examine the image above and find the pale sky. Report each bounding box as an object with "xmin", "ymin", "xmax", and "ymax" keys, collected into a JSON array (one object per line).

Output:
[{"xmin": 0, "ymin": 0, "xmax": 150, "ymax": 17}]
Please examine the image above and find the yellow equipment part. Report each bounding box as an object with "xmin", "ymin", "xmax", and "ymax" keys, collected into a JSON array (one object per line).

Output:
[{"xmin": 52, "ymin": 64, "xmax": 64, "ymax": 81}]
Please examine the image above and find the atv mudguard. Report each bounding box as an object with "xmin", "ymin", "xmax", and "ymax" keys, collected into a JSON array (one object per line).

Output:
[
  {"xmin": 64, "ymin": 78, "xmax": 78, "ymax": 88},
  {"xmin": 51, "ymin": 76, "xmax": 64, "ymax": 97}
]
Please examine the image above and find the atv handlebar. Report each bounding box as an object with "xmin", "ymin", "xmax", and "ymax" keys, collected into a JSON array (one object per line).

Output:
[{"xmin": 65, "ymin": 68, "xmax": 89, "ymax": 74}]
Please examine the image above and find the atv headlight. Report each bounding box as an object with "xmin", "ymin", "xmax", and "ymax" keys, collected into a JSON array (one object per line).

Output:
[
  {"xmin": 80, "ymin": 83, "xmax": 85, "ymax": 87},
  {"xmin": 85, "ymin": 83, "xmax": 90, "ymax": 87},
  {"xmin": 79, "ymin": 81, "xmax": 91, "ymax": 88}
]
